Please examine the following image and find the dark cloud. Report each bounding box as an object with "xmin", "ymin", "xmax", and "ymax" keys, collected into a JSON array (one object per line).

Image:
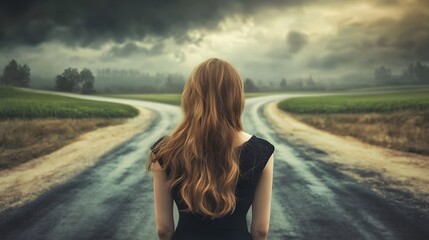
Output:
[
  {"xmin": 286, "ymin": 30, "xmax": 308, "ymax": 54},
  {"xmin": 380, "ymin": 10, "xmax": 429, "ymax": 61},
  {"xmin": 104, "ymin": 41, "xmax": 164, "ymax": 58},
  {"xmin": 309, "ymin": 2, "xmax": 429, "ymax": 70},
  {"xmin": 265, "ymin": 30, "xmax": 308, "ymax": 59},
  {"xmin": 0, "ymin": 0, "xmax": 311, "ymax": 49},
  {"xmin": 307, "ymin": 50, "xmax": 355, "ymax": 70}
]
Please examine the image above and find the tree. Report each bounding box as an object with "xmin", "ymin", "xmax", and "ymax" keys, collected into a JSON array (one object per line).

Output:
[
  {"xmin": 408, "ymin": 62, "xmax": 429, "ymax": 84},
  {"xmin": 0, "ymin": 60, "xmax": 18, "ymax": 86},
  {"xmin": 0, "ymin": 59, "xmax": 31, "ymax": 87},
  {"xmin": 280, "ymin": 78, "xmax": 287, "ymax": 90},
  {"xmin": 244, "ymin": 78, "xmax": 258, "ymax": 92},
  {"xmin": 164, "ymin": 73, "xmax": 185, "ymax": 93},
  {"xmin": 17, "ymin": 64, "xmax": 31, "ymax": 87},
  {"xmin": 304, "ymin": 75, "xmax": 316, "ymax": 89},
  {"xmin": 414, "ymin": 62, "xmax": 429, "ymax": 83},
  {"xmin": 80, "ymin": 68, "xmax": 96, "ymax": 94},
  {"xmin": 374, "ymin": 65, "xmax": 392, "ymax": 85},
  {"xmin": 55, "ymin": 67, "xmax": 97, "ymax": 93},
  {"xmin": 55, "ymin": 68, "xmax": 81, "ymax": 92}
]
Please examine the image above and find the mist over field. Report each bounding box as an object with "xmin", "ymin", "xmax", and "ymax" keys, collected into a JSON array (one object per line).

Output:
[{"xmin": 0, "ymin": 0, "xmax": 428, "ymax": 92}]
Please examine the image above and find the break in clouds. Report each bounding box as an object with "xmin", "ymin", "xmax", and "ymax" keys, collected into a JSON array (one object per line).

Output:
[{"xmin": 0, "ymin": 0, "xmax": 428, "ymax": 87}]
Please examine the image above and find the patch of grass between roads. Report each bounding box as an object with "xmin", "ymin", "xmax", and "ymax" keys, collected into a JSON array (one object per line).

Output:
[
  {"xmin": 0, "ymin": 87, "xmax": 139, "ymax": 119},
  {"xmin": 278, "ymin": 90, "xmax": 429, "ymax": 155},
  {"xmin": 0, "ymin": 87, "xmax": 139, "ymax": 170},
  {"xmin": 101, "ymin": 93, "xmax": 182, "ymax": 105},
  {"xmin": 0, "ymin": 118, "xmax": 125, "ymax": 170},
  {"xmin": 278, "ymin": 91, "xmax": 429, "ymax": 114}
]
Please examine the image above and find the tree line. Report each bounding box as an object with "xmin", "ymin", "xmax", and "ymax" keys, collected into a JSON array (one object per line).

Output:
[
  {"xmin": 1, "ymin": 59, "xmax": 428, "ymax": 93},
  {"xmin": 0, "ymin": 59, "xmax": 96, "ymax": 94},
  {"xmin": 96, "ymin": 68, "xmax": 185, "ymax": 93},
  {"xmin": 0, "ymin": 60, "xmax": 323, "ymax": 93},
  {"xmin": 54, "ymin": 68, "xmax": 95, "ymax": 94},
  {"xmin": 0, "ymin": 59, "xmax": 30, "ymax": 87},
  {"xmin": 373, "ymin": 62, "xmax": 429, "ymax": 86}
]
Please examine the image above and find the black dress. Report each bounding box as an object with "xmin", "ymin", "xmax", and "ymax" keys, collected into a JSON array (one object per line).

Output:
[{"xmin": 150, "ymin": 135, "xmax": 275, "ymax": 240}]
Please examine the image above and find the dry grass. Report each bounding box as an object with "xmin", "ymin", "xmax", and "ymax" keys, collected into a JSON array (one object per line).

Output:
[
  {"xmin": 290, "ymin": 110, "xmax": 429, "ymax": 155},
  {"xmin": 0, "ymin": 118, "xmax": 125, "ymax": 169},
  {"xmin": 0, "ymin": 106, "xmax": 153, "ymax": 213},
  {"xmin": 267, "ymin": 102, "xmax": 429, "ymax": 207}
]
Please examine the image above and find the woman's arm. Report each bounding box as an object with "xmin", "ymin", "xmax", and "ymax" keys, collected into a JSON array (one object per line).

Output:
[
  {"xmin": 251, "ymin": 154, "xmax": 274, "ymax": 240},
  {"xmin": 152, "ymin": 161, "xmax": 174, "ymax": 240}
]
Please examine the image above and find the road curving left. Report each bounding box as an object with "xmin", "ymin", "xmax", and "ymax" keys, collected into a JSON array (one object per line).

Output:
[{"xmin": 0, "ymin": 103, "xmax": 154, "ymax": 214}]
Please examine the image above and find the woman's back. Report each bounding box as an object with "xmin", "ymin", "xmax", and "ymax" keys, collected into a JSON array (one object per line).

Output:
[
  {"xmin": 147, "ymin": 58, "xmax": 274, "ymax": 240},
  {"xmin": 150, "ymin": 134, "xmax": 275, "ymax": 239}
]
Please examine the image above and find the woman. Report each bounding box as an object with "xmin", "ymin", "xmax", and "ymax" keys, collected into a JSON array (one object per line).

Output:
[{"xmin": 147, "ymin": 58, "xmax": 275, "ymax": 240}]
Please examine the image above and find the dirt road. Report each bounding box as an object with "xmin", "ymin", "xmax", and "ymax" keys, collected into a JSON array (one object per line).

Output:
[{"xmin": 0, "ymin": 93, "xmax": 428, "ymax": 240}]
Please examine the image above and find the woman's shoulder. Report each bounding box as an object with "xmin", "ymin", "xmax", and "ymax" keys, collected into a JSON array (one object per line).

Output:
[
  {"xmin": 150, "ymin": 133, "xmax": 275, "ymax": 157},
  {"xmin": 239, "ymin": 135, "xmax": 274, "ymax": 184},
  {"xmin": 249, "ymin": 135, "xmax": 275, "ymax": 158}
]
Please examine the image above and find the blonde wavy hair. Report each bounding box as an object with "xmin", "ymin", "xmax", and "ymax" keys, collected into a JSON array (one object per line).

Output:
[{"xmin": 147, "ymin": 58, "xmax": 245, "ymax": 218}]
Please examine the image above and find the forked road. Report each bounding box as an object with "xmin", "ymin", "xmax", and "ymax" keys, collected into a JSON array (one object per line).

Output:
[{"xmin": 0, "ymin": 92, "xmax": 428, "ymax": 240}]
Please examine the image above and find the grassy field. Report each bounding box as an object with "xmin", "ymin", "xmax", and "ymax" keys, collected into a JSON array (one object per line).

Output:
[
  {"xmin": 245, "ymin": 92, "xmax": 276, "ymax": 98},
  {"xmin": 278, "ymin": 90, "xmax": 429, "ymax": 155},
  {"xmin": 101, "ymin": 93, "xmax": 183, "ymax": 105},
  {"xmin": 0, "ymin": 118, "xmax": 125, "ymax": 170},
  {"xmin": 0, "ymin": 87, "xmax": 139, "ymax": 169},
  {"xmin": 344, "ymin": 84, "xmax": 429, "ymax": 92},
  {"xmin": 0, "ymin": 87, "xmax": 139, "ymax": 119},
  {"xmin": 101, "ymin": 92, "xmax": 275, "ymax": 105},
  {"xmin": 278, "ymin": 91, "xmax": 429, "ymax": 114}
]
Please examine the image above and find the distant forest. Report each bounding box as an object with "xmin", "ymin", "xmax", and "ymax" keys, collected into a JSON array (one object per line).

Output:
[{"xmin": 1, "ymin": 59, "xmax": 428, "ymax": 94}]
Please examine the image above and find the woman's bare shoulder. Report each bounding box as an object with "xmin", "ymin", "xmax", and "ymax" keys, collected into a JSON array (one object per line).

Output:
[
  {"xmin": 240, "ymin": 131, "xmax": 253, "ymax": 138},
  {"xmin": 236, "ymin": 131, "xmax": 253, "ymax": 146}
]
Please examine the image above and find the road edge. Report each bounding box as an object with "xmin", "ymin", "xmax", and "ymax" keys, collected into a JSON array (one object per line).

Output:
[
  {"xmin": 0, "ymin": 106, "xmax": 155, "ymax": 214},
  {"xmin": 264, "ymin": 100, "xmax": 429, "ymax": 211}
]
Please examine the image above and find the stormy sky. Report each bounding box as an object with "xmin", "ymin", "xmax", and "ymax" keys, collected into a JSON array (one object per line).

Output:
[{"xmin": 0, "ymin": 0, "xmax": 428, "ymax": 83}]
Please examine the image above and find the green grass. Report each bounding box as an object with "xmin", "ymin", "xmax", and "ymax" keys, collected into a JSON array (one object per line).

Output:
[
  {"xmin": 278, "ymin": 90, "xmax": 429, "ymax": 114},
  {"xmin": 0, "ymin": 87, "xmax": 139, "ymax": 119},
  {"xmin": 245, "ymin": 92, "xmax": 275, "ymax": 98},
  {"xmin": 344, "ymin": 84, "xmax": 429, "ymax": 92},
  {"xmin": 101, "ymin": 92, "xmax": 276, "ymax": 105},
  {"xmin": 101, "ymin": 93, "xmax": 182, "ymax": 105}
]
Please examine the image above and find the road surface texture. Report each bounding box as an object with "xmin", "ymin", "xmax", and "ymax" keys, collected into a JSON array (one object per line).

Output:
[{"xmin": 1, "ymin": 92, "xmax": 428, "ymax": 240}]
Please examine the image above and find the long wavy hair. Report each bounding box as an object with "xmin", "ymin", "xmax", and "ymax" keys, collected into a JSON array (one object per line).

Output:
[{"xmin": 147, "ymin": 58, "xmax": 245, "ymax": 218}]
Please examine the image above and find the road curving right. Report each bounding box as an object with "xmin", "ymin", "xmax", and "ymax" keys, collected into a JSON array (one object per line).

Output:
[{"xmin": 265, "ymin": 100, "xmax": 429, "ymax": 212}]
